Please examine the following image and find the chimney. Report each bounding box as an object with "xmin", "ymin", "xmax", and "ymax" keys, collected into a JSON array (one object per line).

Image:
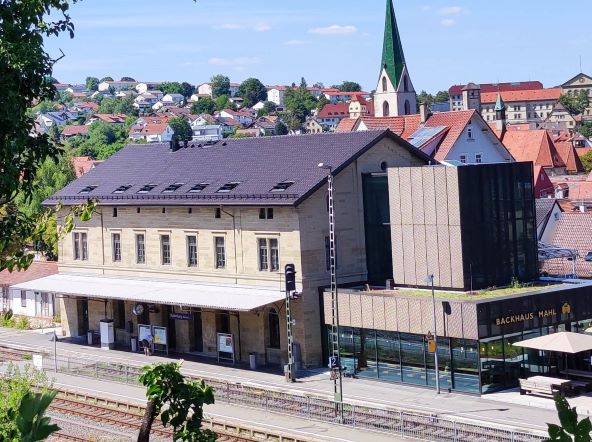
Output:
[{"xmin": 419, "ymin": 102, "xmax": 430, "ymax": 124}]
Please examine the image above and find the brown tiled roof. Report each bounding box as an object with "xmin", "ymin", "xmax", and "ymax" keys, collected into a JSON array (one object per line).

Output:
[
  {"xmin": 71, "ymin": 156, "xmax": 103, "ymax": 178},
  {"xmin": 555, "ymin": 140, "xmax": 585, "ymax": 173},
  {"xmin": 481, "ymin": 88, "xmax": 561, "ymax": 104},
  {"xmin": 335, "ymin": 118, "xmax": 359, "ymax": 132},
  {"xmin": 92, "ymin": 114, "xmax": 128, "ymax": 124},
  {"xmin": 542, "ymin": 213, "xmax": 592, "ymax": 277},
  {"xmin": 130, "ymin": 122, "xmax": 170, "ymax": 136},
  {"xmin": 0, "ymin": 261, "xmax": 58, "ymax": 287},
  {"xmin": 448, "ymin": 81, "xmax": 543, "ymax": 96},
  {"xmin": 61, "ymin": 125, "xmax": 89, "ymax": 137},
  {"xmin": 501, "ymin": 130, "xmax": 565, "ymax": 168}
]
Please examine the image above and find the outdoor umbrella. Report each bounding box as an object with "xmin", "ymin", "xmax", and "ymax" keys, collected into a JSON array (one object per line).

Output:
[{"xmin": 513, "ymin": 332, "xmax": 592, "ymax": 354}]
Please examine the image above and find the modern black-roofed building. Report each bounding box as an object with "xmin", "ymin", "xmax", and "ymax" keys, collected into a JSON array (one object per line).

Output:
[{"xmin": 20, "ymin": 130, "xmax": 432, "ymax": 368}]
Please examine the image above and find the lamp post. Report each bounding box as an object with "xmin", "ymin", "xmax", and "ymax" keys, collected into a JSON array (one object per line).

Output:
[
  {"xmin": 318, "ymin": 162, "xmax": 343, "ymax": 422},
  {"xmin": 427, "ymin": 274, "xmax": 440, "ymax": 394}
]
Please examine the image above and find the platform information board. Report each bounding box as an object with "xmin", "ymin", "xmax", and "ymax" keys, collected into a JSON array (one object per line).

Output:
[{"xmin": 217, "ymin": 333, "xmax": 235, "ymax": 364}]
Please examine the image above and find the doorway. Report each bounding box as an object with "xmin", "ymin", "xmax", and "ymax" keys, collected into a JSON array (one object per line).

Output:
[
  {"xmin": 166, "ymin": 305, "xmax": 177, "ymax": 350},
  {"xmin": 193, "ymin": 311, "xmax": 203, "ymax": 352},
  {"xmin": 77, "ymin": 298, "xmax": 89, "ymax": 336}
]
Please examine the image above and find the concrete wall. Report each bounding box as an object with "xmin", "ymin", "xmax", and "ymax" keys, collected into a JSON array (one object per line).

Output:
[
  {"xmin": 388, "ymin": 166, "xmax": 465, "ymax": 289},
  {"xmin": 9, "ymin": 289, "xmax": 58, "ymax": 318}
]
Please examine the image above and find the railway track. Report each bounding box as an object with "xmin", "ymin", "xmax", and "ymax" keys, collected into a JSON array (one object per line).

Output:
[
  {"xmin": 0, "ymin": 345, "xmax": 32, "ymax": 362},
  {"xmin": 50, "ymin": 389, "xmax": 308, "ymax": 442}
]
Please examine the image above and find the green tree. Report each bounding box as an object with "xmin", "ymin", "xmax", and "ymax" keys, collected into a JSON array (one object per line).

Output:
[
  {"xmin": 215, "ymin": 95, "xmax": 233, "ymax": 111},
  {"xmin": 312, "ymin": 82, "xmax": 325, "ymax": 89},
  {"xmin": 316, "ymin": 94, "xmax": 329, "ymax": 111},
  {"xmin": 210, "ymin": 74, "xmax": 230, "ymax": 98},
  {"xmin": 284, "ymin": 84, "xmax": 317, "ymax": 129},
  {"xmin": 434, "ymin": 90, "xmax": 450, "ymax": 103},
  {"xmin": 191, "ymin": 97, "xmax": 216, "ymax": 115},
  {"xmin": 547, "ymin": 395, "xmax": 591, "ymax": 441},
  {"xmin": 580, "ymin": 121, "xmax": 592, "ymax": 139},
  {"xmin": 257, "ymin": 101, "xmax": 277, "ymax": 117},
  {"xmin": 0, "ymin": 364, "xmax": 58, "ymax": 441},
  {"xmin": 181, "ymin": 82, "xmax": 195, "ymax": 98},
  {"xmin": 169, "ymin": 117, "xmax": 193, "ymax": 142},
  {"xmin": 161, "ymin": 82, "xmax": 184, "ymax": 95},
  {"xmin": 238, "ymin": 78, "xmax": 267, "ymax": 107},
  {"xmin": 417, "ymin": 90, "xmax": 434, "ymax": 105},
  {"xmin": 275, "ymin": 121, "xmax": 288, "ymax": 135},
  {"xmin": 100, "ymin": 76, "xmax": 114, "ymax": 82},
  {"xmin": 85, "ymin": 76, "xmax": 99, "ymax": 91},
  {"xmin": 120, "ymin": 76, "xmax": 136, "ymax": 82},
  {"xmin": 137, "ymin": 362, "xmax": 216, "ymax": 442},
  {"xmin": 98, "ymin": 96, "xmax": 137, "ymax": 115},
  {"xmin": 580, "ymin": 149, "xmax": 592, "ymax": 173},
  {"xmin": 560, "ymin": 91, "xmax": 590, "ymax": 115},
  {"xmin": 77, "ymin": 121, "xmax": 128, "ymax": 160},
  {"xmin": 331, "ymin": 81, "xmax": 362, "ymax": 92}
]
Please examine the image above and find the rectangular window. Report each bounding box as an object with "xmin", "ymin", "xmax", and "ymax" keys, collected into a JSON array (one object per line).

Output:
[
  {"xmin": 114, "ymin": 300, "xmax": 125, "ymax": 328},
  {"xmin": 20, "ymin": 290, "xmax": 26, "ymax": 308},
  {"xmin": 258, "ymin": 238, "xmax": 279, "ymax": 272},
  {"xmin": 73, "ymin": 232, "xmax": 80, "ymax": 260},
  {"xmin": 40, "ymin": 293, "xmax": 50, "ymax": 317},
  {"xmin": 161, "ymin": 234, "xmax": 171, "ymax": 265},
  {"xmin": 460, "ymin": 154, "xmax": 467, "ymax": 164},
  {"xmin": 475, "ymin": 153, "xmax": 483, "ymax": 164},
  {"xmin": 187, "ymin": 235, "xmax": 198, "ymax": 267},
  {"xmin": 136, "ymin": 234, "xmax": 145, "ymax": 264},
  {"xmin": 215, "ymin": 237, "xmax": 225, "ymax": 269},
  {"xmin": 112, "ymin": 233, "xmax": 121, "ymax": 262},
  {"xmin": 81, "ymin": 233, "xmax": 88, "ymax": 260},
  {"xmin": 259, "ymin": 208, "xmax": 274, "ymax": 219}
]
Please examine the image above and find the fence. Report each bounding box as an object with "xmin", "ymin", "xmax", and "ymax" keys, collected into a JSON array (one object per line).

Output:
[{"xmin": 38, "ymin": 352, "xmax": 546, "ymax": 442}]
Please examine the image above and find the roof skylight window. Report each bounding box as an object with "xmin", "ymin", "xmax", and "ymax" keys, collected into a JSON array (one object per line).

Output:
[
  {"xmin": 113, "ymin": 185, "xmax": 132, "ymax": 194},
  {"xmin": 270, "ymin": 181, "xmax": 295, "ymax": 192},
  {"xmin": 216, "ymin": 182, "xmax": 241, "ymax": 193},
  {"xmin": 188, "ymin": 183, "xmax": 209, "ymax": 193},
  {"xmin": 137, "ymin": 184, "xmax": 157, "ymax": 194},
  {"xmin": 79, "ymin": 185, "xmax": 98, "ymax": 194},
  {"xmin": 163, "ymin": 183, "xmax": 184, "ymax": 193}
]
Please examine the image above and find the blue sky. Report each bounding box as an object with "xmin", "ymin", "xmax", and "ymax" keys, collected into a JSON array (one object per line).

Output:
[{"xmin": 46, "ymin": 0, "xmax": 591, "ymax": 93}]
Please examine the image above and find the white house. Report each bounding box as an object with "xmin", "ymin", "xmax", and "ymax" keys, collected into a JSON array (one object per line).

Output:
[
  {"xmin": 98, "ymin": 80, "xmax": 138, "ymax": 92},
  {"xmin": 1, "ymin": 261, "xmax": 59, "ymax": 326},
  {"xmin": 191, "ymin": 122, "xmax": 224, "ymax": 142},
  {"xmin": 218, "ymin": 109, "xmax": 253, "ymax": 125},
  {"xmin": 197, "ymin": 83, "xmax": 213, "ymax": 97},
  {"xmin": 65, "ymin": 84, "xmax": 86, "ymax": 94},
  {"xmin": 129, "ymin": 122, "xmax": 174, "ymax": 143},
  {"xmin": 162, "ymin": 93, "xmax": 185, "ymax": 106},
  {"xmin": 266, "ymin": 86, "xmax": 287, "ymax": 106},
  {"xmin": 135, "ymin": 82, "xmax": 163, "ymax": 94}
]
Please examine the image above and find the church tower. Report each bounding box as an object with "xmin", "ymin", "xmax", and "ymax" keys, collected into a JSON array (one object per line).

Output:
[{"xmin": 374, "ymin": 0, "xmax": 417, "ymax": 117}]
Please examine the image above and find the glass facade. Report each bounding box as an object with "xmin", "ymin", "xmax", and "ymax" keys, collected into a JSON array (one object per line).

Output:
[{"xmin": 330, "ymin": 326, "xmax": 480, "ymax": 394}]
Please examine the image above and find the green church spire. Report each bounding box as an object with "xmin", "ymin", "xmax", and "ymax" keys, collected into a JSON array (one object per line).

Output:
[
  {"xmin": 381, "ymin": 0, "xmax": 406, "ymax": 88},
  {"xmin": 494, "ymin": 92, "xmax": 506, "ymax": 111}
]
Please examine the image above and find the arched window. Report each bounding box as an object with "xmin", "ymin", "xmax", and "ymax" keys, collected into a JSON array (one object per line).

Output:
[
  {"xmin": 404, "ymin": 100, "xmax": 411, "ymax": 115},
  {"xmin": 382, "ymin": 77, "xmax": 388, "ymax": 92},
  {"xmin": 403, "ymin": 76, "xmax": 409, "ymax": 92},
  {"xmin": 267, "ymin": 308, "xmax": 280, "ymax": 349},
  {"xmin": 383, "ymin": 101, "xmax": 390, "ymax": 117}
]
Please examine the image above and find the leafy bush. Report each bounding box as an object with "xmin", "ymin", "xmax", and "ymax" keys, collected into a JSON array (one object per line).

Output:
[{"xmin": 15, "ymin": 317, "xmax": 30, "ymax": 330}]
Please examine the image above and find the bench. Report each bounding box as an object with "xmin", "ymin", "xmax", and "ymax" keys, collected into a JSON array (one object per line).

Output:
[
  {"xmin": 569, "ymin": 380, "xmax": 591, "ymax": 394},
  {"xmin": 519, "ymin": 378, "xmax": 562, "ymax": 398}
]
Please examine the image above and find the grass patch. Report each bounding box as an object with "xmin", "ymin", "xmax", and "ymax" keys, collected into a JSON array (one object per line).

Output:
[{"xmin": 383, "ymin": 283, "xmax": 562, "ymax": 300}]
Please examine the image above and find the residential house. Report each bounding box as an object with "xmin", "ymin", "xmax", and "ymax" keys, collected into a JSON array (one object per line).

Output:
[
  {"xmin": 553, "ymin": 134, "xmax": 585, "ymax": 174},
  {"xmin": 235, "ymin": 128, "xmax": 261, "ymax": 138},
  {"xmin": 218, "ymin": 109, "xmax": 253, "ymax": 126},
  {"xmin": 135, "ymin": 82, "xmax": 163, "ymax": 94},
  {"xmin": 303, "ymin": 117, "xmax": 324, "ymax": 134},
  {"xmin": 197, "ymin": 82, "xmax": 239, "ymax": 98},
  {"xmin": 88, "ymin": 114, "xmax": 128, "ymax": 125},
  {"xmin": 535, "ymin": 198, "xmax": 562, "ymax": 239},
  {"xmin": 449, "ymin": 81, "xmax": 543, "ymax": 112},
  {"xmin": 53, "ymin": 83, "xmax": 71, "ymax": 91},
  {"xmin": 317, "ymin": 103, "xmax": 350, "ymax": 131},
  {"xmin": 27, "ymin": 130, "xmax": 431, "ymax": 368},
  {"xmin": 71, "ymin": 156, "xmax": 104, "ymax": 178},
  {"xmin": 134, "ymin": 93, "xmax": 160, "ymax": 110},
  {"xmin": 544, "ymin": 102, "xmax": 577, "ymax": 130},
  {"xmin": 267, "ymin": 86, "xmax": 287, "ymax": 106},
  {"xmin": 35, "ymin": 111, "xmax": 71, "ymax": 134},
  {"xmin": 65, "ymin": 84, "xmax": 87, "ymax": 94},
  {"xmin": 251, "ymin": 117, "xmax": 277, "ymax": 136},
  {"xmin": 348, "ymin": 94, "xmax": 373, "ymax": 118},
  {"xmin": 162, "ymin": 93, "xmax": 185, "ymax": 106},
  {"xmin": 129, "ymin": 122, "xmax": 174, "ymax": 143},
  {"xmin": 498, "ymin": 130, "xmax": 566, "ymax": 175},
  {"xmin": 73, "ymin": 102, "xmax": 99, "ymax": 114},
  {"xmin": 0, "ymin": 261, "xmax": 59, "ymax": 326},
  {"xmin": 189, "ymin": 93, "xmax": 210, "ymax": 103},
  {"xmin": 217, "ymin": 117, "xmax": 242, "ymax": 133},
  {"xmin": 190, "ymin": 117, "xmax": 223, "ymax": 142},
  {"xmin": 115, "ymin": 90, "xmax": 138, "ymax": 99},
  {"xmin": 98, "ymin": 80, "xmax": 138, "ymax": 92},
  {"xmin": 61, "ymin": 125, "xmax": 90, "ymax": 140},
  {"xmin": 533, "ymin": 166, "xmax": 555, "ymax": 198},
  {"xmin": 337, "ymin": 107, "xmax": 513, "ymax": 165}
]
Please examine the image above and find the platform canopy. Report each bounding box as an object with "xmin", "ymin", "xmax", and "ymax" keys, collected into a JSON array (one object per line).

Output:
[
  {"xmin": 513, "ymin": 332, "xmax": 592, "ymax": 354},
  {"xmin": 11, "ymin": 273, "xmax": 285, "ymax": 312}
]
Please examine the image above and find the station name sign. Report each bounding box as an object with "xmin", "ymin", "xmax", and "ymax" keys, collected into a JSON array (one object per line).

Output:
[{"xmin": 494, "ymin": 303, "xmax": 571, "ymax": 326}]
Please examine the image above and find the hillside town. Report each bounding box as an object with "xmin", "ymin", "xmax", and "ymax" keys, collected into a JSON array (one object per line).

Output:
[{"xmin": 3, "ymin": 0, "xmax": 592, "ymax": 441}]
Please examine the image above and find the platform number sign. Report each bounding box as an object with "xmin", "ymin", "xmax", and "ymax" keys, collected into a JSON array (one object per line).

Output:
[{"xmin": 329, "ymin": 355, "xmax": 340, "ymax": 369}]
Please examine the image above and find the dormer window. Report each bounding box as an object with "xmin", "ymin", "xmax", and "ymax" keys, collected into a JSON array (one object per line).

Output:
[
  {"xmin": 163, "ymin": 183, "xmax": 184, "ymax": 193},
  {"xmin": 188, "ymin": 183, "xmax": 209, "ymax": 193},
  {"xmin": 270, "ymin": 181, "xmax": 294, "ymax": 192},
  {"xmin": 79, "ymin": 185, "xmax": 98, "ymax": 194},
  {"xmin": 113, "ymin": 185, "xmax": 132, "ymax": 194},
  {"xmin": 216, "ymin": 182, "xmax": 240, "ymax": 193},
  {"xmin": 137, "ymin": 184, "xmax": 157, "ymax": 194}
]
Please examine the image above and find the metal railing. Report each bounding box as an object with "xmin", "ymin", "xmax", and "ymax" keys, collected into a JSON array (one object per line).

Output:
[{"xmin": 37, "ymin": 353, "xmax": 547, "ymax": 442}]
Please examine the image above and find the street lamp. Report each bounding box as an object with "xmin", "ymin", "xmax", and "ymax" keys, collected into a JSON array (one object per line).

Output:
[
  {"xmin": 426, "ymin": 274, "xmax": 440, "ymax": 394},
  {"xmin": 318, "ymin": 162, "xmax": 344, "ymax": 421}
]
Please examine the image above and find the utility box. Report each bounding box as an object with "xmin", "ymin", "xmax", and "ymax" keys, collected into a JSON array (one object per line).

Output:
[{"xmin": 99, "ymin": 319, "xmax": 115, "ymax": 350}]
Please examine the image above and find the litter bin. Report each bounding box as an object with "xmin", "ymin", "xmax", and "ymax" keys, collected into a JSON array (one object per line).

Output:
[
  {"xmin": 131, "ymin": 337, "xmax": 137, "ymax": 352},
  {"xmin": 249, "ymin": 352, "xmax": 257, "ymax": 370},
  {"xmin": 87, "ymin": 330, "xmax": 93, "ymax": 345}
]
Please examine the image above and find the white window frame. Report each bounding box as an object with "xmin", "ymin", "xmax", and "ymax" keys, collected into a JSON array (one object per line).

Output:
[
  {"xmin": 135, "ymin": 233, "xmax": 146, "ymax": 264},
  {"xmin": 214, "ymin": 236, "xmax": 226, "ymax": 269},
  {"xmin": 475, "ymin": 153, "xmax": 483, "ymax": 164},
  {"xmin": 186, "ymin": 235, "xmax": 198, "ymax": 267},
  {"xmin": 160, "ymin": 234, "xmax": 172, "ymax": 265},
  {"xmin": 112, "ymin": 232, "xmax": 122, "ymax": 262}
]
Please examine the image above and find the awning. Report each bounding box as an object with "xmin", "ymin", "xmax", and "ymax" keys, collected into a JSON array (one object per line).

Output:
[
  {"xmin": 11, "ymin": 274, "xmax": 285, "ymax": 312},
  {"xmin": 513, "ymin": 332, "xmax": 592, "ymax": 354}
]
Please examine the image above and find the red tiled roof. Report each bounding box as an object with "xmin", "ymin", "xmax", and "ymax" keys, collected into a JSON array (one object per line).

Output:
[
  {"xmin": 351, "ymin": 94, "xmax": 368, "ymax": 105},
  {"xmin": 481, "ymin": 88, "xmax": 561, "ymax": 104},
  {"xmin": 61, "ymin": 125, "xmax": 89, "ymax": 137},
  {"xmin": 500, "ymin": 130, "xmax": 565, "ymax": 168},
  {"xmin": 317, "ymin": 103, "xmax": 350, "ymax": 118},
  {"xmin": 567, "ymin": 181, "xmax": 592, "ymax": 201},
  {"xmin": 130, "ymin": 122, "xmax": 170, "ymax": 136},
  {"xmin": 0, "ymin": 261, "xmax": 58, "ymax": 287},
  {"xmin": 71, "ymin": 156, "xmax": 103, "ymax": 178},
  {"xmin": 533, "ymin": 166, "xmax": 554, "ymax": 197},
  {"xmin": 421, "ymin": 111, "xmax": 475, "ymax": 161},
  {"xmin": 449, "ymin": 81, "xmax": 543, "ymax": 96},
  {"xmin": 77, "ymin": 102, "xmax": 99, "ymax": 110},
  {"xmin": 554, "ymin": 140, "xmax": 585, "ymax": 174},
  {"xmin": 92, "ymin": 114, "xmax": 128, "ymax": 124},
  {"xmin": 335, "ymin": 118, "xmax": 359, "ymax": 133},
  {"xmin": 323, "ymin": 90, "xmax": 369, "ymax": 96},
  {"xmin": 542, "ymin": 213, "xmax": 592, "ymax": 277}
]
